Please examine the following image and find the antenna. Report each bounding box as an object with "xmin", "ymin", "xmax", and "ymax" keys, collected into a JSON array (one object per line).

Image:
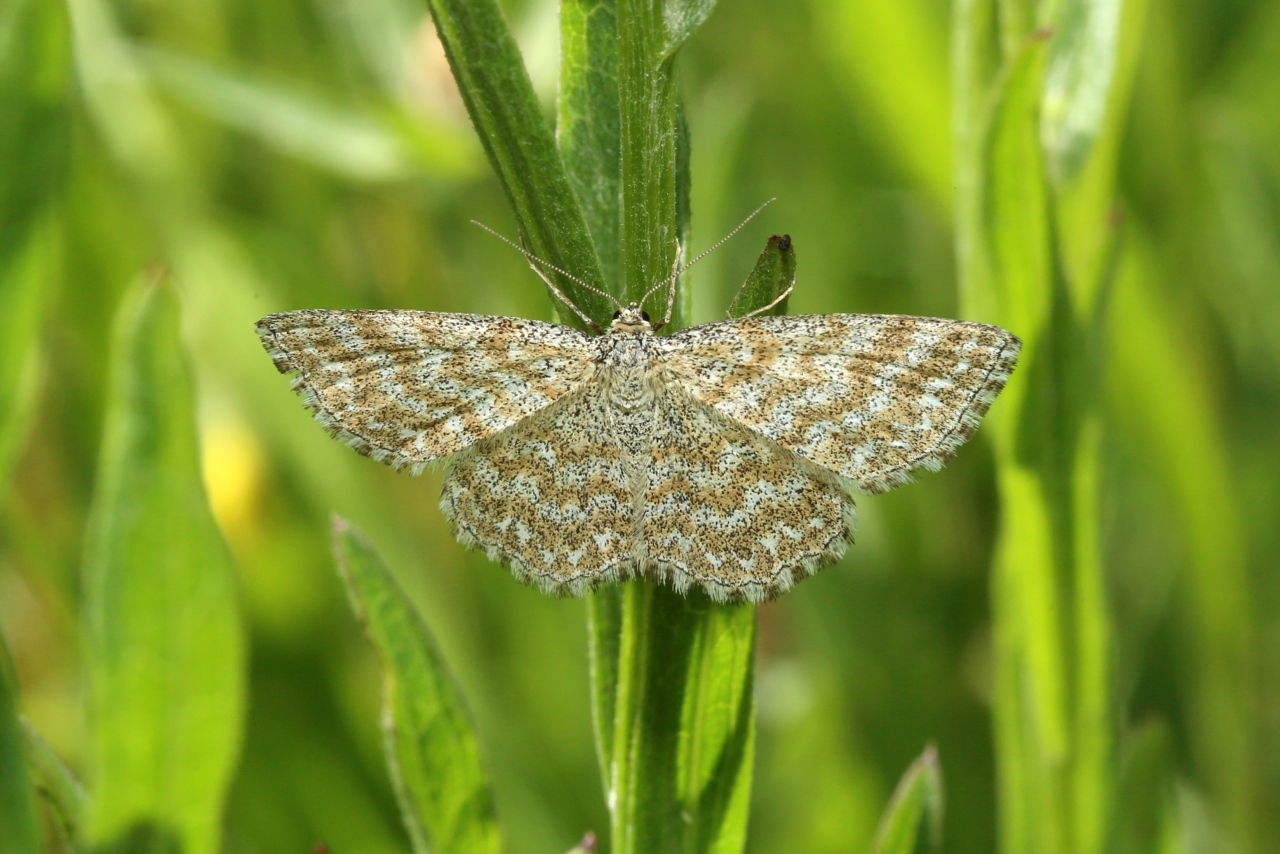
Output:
[
  {"xmin": 640, "ymin": 198, "xmax": 776, "ymax": 325},
  {"xmin": 471, "ymin": 221, "xmax": 621, "ymax": 332}
]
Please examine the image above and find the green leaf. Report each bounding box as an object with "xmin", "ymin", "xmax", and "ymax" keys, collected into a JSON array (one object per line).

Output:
[
  {"xmin": 870, "ymin": 745, "xmax": 944, "ymax": 854},
  {"xmin": 974, "ymin": 34, "xmax": 1074, "ymax": 854},
  {"xmin": 566, "ymin": 0, "xmax": 627, "ymax": 794},
  {"xmin": 726, "ymin": 234, "xmax": 795, "ymax": 320},
  {"xmin": 83, "ymin": 275, "xmax": 245, "ymax": 854},
  {"xmin": 21, "ymin": 719, "xmax": 88, "ymax": 853},
  {"xmin": 333, "ymin": 518, "xmax": 501, "ymax": 854},
  {"xmin": 423, "ymin": 0, "xmax": 612, "ymax": 328},
  {"xmin": 0, "ymin": 0, "xmax": 70, "ymax": 260},
  {"xmin": 559, "ymin": 0, "xmax": 622, "ymax": 292},
  {"xmin": 0, "ymin": 221, "xmax": 56, "ymax": 494},
  {"xmin": 983, "ymin": 36, "xmax": 1054, "ymax": 334},
  {"xmin": 0, "ymin": 0, "xmax": 69, "ymax": 492},
  {"xmin": 1041, "ymin": 0, "xmax": 1123, "ymax": 184},
  {"xmin": 0, "ymin": 632, "xmax": 41, "ymax": 854}
]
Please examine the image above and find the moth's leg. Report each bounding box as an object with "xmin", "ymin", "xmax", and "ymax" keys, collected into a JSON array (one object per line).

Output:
[{"xmin": 659, "ymin": 239, "xmax": 681, "ymax": 329}]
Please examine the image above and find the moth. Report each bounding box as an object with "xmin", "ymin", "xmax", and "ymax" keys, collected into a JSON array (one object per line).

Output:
[{"xmin": 257, "ymin": 233, "xmax": 1019, "ymax": 603}]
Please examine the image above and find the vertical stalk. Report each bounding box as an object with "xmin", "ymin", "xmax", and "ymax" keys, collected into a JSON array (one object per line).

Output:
[
  {"xmin": 583, "ymin": 5, "xmax": 757, "ymax": 852},
  {"xmin": 956, "ymin": 2, "xmax": 1135, "ymax": 851}
]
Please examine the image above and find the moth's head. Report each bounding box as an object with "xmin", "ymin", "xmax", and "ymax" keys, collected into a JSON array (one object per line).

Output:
[{"xmin": 609, "ymin": 304, "xmax": 652, "ymax": 334}]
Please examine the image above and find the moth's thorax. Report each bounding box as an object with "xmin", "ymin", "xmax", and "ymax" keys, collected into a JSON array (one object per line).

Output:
[{"xmin": 596, "ymin": 328, "xmax": 660, "ymax": 412}]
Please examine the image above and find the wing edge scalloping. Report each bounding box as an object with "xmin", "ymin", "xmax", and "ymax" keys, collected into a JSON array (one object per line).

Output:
[
  {"xmin": 661, "ymin": 314, "xmax": 1023, "ymax": 495},
  {"xmin": 854, "ymin": 329, "xmax": 1022, "ymax": 494},
  {"xmin": 437, "ymin": 394, "xmax": 859, "ymax": 604},
  {"xmin": 255, "ymin": 311, "xmax": 596, "ymax": 476}
]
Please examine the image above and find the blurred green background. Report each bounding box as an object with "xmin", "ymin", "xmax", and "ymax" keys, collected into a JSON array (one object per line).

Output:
[{"xmin": 2, "ymin": 0, "xmax": 1278, "ymax": 851}]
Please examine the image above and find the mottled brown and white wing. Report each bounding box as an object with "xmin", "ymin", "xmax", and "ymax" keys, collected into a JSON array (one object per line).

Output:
[
  {"xmin": 659, "ymin": 314, "xmax": 1020, "ymax": 493},
  {"xmin": 440, "ymin": 388, "xmax": 637, "ymax": 595},
  {"xmin": 257, "ymin": 310, "xmax": 596, "ymax": 473},
  {"xmin": 642, "ymin": 387, "xmax": 855, "ymax": 603}
]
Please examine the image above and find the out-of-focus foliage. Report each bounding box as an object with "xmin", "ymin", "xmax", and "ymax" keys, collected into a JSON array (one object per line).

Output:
[
  {"xmin": 870, "ymin": 745, "xmax": 943, "ymax": 854},
  {"xmin": 334, "ymin": 518, "xmax": 502, "ymax": 854},
  {"xmin": 1, "ymin": 633, "xmax": 40, "ymax": 854},
  {"xmin": 83, "ymin": 277, "xmax": 244, "ymax": 854},
  {"xmin": 1, "ymin": 0, "xmax": 1277, "ymax": 852}
]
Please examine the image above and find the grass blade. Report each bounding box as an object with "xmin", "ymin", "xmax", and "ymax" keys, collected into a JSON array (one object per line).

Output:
[
  {"xmin": 972, "ymin": 34, "xmax": 1070, "ymax": 854},
  {"xmin": 423, "ymin": 0, "xmax": 611, "ymax": 328},
  {"xmin": 0, "ymin": 0, "xmax": 69, "ymax": 492},
  {"xmin": 0, "ymin": 222, "xmax": 56, "ymax": 494},
  {"xmin": 21, "ymin": 720, "xmax": 88, "ymax": 853},
  {"xmin": 870, "ymin": 745, "xmax": 944, "ymax": 854},
  {"xmin": 333, "ymin": 518, "xmax": 501, "ymax": 854},
  {"xmin": 0, "ymin": 632, "xmax": 41, "ymax": 854},
  {"xmin": 83, "ymin": 276, "xmax": 245, "ymax": 854}
]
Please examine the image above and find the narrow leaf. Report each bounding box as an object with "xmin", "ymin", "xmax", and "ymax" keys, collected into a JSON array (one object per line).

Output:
[
  {"xmin": 424, "ymin": 0, "xmax": 611, "ymax": 327},
  {"xmin": 870, "ymin": 745, "xmax": 944, "ymax": 854},
  {"xmin": 21, "ymin": 719, "xmax": 88, "ymax": 852},
  {"xmin": 1041, "ymin": 0, "xmax": 1123, "ymax": 184},
  {"xmin": 0, "ymin": 0, "xmax": 69, "ymax": 490},
  {"xmin": 333, "ymin": 518, "xmax": 501, "ymax": 854},
  {"xmin": 561, "ymin": 0, "xmax": 628, "ymax": 785},
  {"xmin": 83, "ymin": 276, "xmax": 245, "ymax": 854},
  {"xmin": 727, "ymin": 234, "xmax": 795, "ymax": 320},
  {"xmin": 0, "ymin": 222, "xmax": 56, "ymax": 492},
  {"xmin": 0, "ymin": 632, "xmax": 41, "ymax": 854},
  {"xmin": 977, "ymin": 34, "xmax": 1074, "ymax": 854},
  {"xmin": 0, "ymin": 0, "xmax": 70, "ymax": 259},
  {"xmin": 674, "ymin": 595, "xmax": 755, "ymax": 853},
  {"xmin": 559, "ymin": 0, "xmax": 622, "ymax": 292}
]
